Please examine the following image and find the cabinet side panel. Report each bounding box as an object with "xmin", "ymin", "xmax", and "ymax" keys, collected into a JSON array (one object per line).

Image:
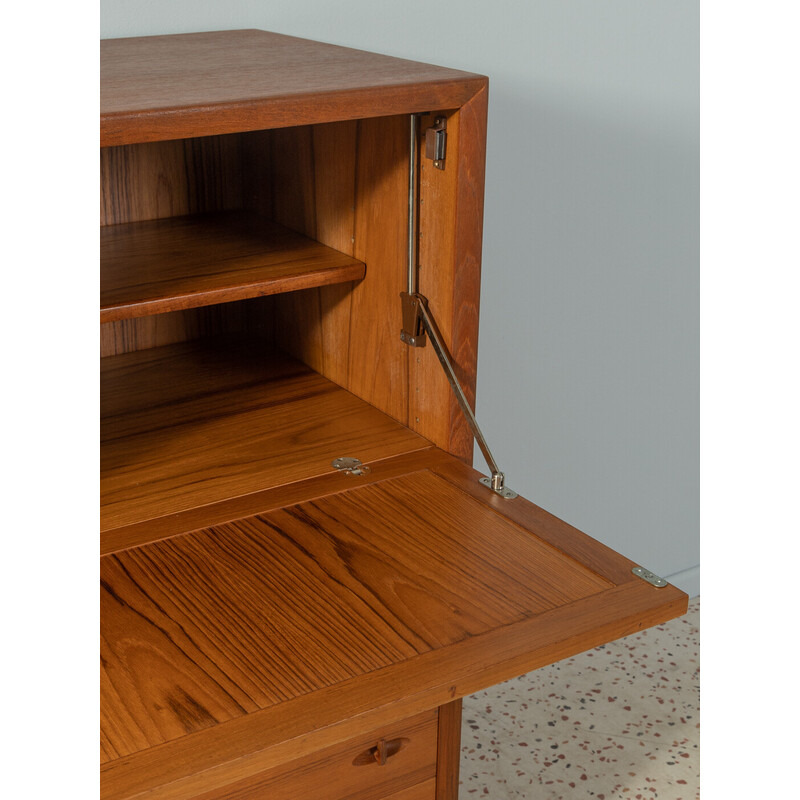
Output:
[
  {"xmin": 409, "ymin": 90, "xmax": 487, "ymax": 460},
  {"xmin": 260, "ymin": 117, "xmax": 408, "ymax": 423},
  {"xmin": 448, "ymin": 87, "xmax": 487, "ymax": 460},
  {"xmin": 348, "ymin": 115, "xmax": 409, "ymax": 422},
  {"xmin": 249, "ymin": 122, "xmax": 358, "ymax": 389}
]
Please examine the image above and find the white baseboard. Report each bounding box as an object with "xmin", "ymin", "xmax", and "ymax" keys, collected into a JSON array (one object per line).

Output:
[{"xmin": 666, "ymin": 564, "xmax": 700, "ymax": 599}]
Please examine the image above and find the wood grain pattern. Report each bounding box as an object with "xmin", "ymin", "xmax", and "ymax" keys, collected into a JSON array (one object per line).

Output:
[
  {"xmin": 384, "ymin": 781, "xmax": 436, "ymax": 800},
  {"xmin": 187, "ymin": 710, "xmax": 437, "ymax": 800},
  {"xmin": 101, "ymin": 212, "xmax": 365, "ymax": 322},
  {"xmin": 98, "ymin": 32, "xmax": 689, "ymax": 800},
  {"xmin": 101, "ymin": 310, "xmax": 206, "ymax": 357},
  {"xmin": 101, "ymin": 135, "xmax": 244, "ymax": 226},
  {"xmin": 100, "ymin": 445, "xmax": 647, "ymax": 590},
  {"xmin": 408, "ymin": 111, "xmax": 460, "ymax": 455},
  {"xmin": 258, "ymin": 121, "xmax": 359, "ymax": 390},
  {"xmin": 430, "ymin": 454, "xmax": 642, "ymax": 587},
  {"xmin": 347, "ymin": 115, "xmax": 410, "ymax": 422},
  {"xmin": 101, "ymin": 467, "xmax": 613, "ymax": 760},
  {"xmin": 101, "ymin": 31, "xmax": 487, "ymax": 146},
  {"xmin": 264, "ymin": 116, "xmax": 411, "ymax": 424},
  {"xmin": 100, "ymin": 448, "xmax": 440, "ymax": 556},
  {"xmin": 434, "ymin": 700, "xmax": 462, "ymax": 800},
  {"xmin": 101, "ymin": 579, "xmax": 686, "ymax": 800},
  {"xmin": 409, "ymin": 93, "xmax": 487, "ymax": 461},
  {"xmin": 100, "ymin": 132, "xmax": 252, "ymax": 354},
  {"xmin": 100, "ymin": 340, "xmax": 428, "ymax": 530},
  {"xmin": 447, "ymin": 87, "xmax": 488, "ymax": 459}
]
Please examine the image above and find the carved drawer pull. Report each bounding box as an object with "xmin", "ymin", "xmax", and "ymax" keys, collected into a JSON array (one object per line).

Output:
[{"xmin": 352, "ymin": 737, "xmax": 409, "ymax": 766}]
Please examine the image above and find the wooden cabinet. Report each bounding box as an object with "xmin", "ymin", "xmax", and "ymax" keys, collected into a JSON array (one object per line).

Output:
[{"xmin": 100, "ymin": 30, "xmax": 688, "ymax": 800}]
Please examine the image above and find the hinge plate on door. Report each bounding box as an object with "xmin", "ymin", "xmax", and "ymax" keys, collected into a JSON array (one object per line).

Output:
[
  {"xmin": 632, "ymin": 566, "xmax": 669, "ymax": 588},
  {"xmin": 331, "ymin": 457, "xmax": 371, "ymax": 477},
  {"xmin": 479, "ymin": 477, "xmax": 518, "ymax": 499},
  {"xmin": 425, "ymin": 117, "xmax": 447, "ymax": 170}
]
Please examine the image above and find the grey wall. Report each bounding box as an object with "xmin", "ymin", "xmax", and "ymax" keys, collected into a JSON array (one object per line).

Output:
[{"xmin": 101, "ymin": 1, "xmax": 699, "ymax": 596}]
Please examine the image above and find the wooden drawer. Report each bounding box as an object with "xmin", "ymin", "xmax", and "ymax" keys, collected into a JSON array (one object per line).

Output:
[
  {"xmin": 381, "ymin": 781, "xmax": 437, "ymax": 800},
  {"xmin": 189, "ymin": 709, "xmax": 438, "ymax": 800}
]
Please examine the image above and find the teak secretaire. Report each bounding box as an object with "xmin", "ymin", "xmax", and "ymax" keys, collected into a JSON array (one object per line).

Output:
[{"xmin": 100, "ymin": 30, "xmax": 688, "ymax": 800}]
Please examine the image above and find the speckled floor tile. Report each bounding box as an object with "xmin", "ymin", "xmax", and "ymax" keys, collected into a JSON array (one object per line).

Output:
[{"xmin": 460, "ymin": 597, "xmax": 699, "ymax": 799}]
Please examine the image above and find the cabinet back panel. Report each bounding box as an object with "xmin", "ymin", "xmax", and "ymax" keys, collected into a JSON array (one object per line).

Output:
[
  {"xmin": 100, "ymin": 300, "xmax": 272, "ymax": 358},
  {"xmin": 101, "ymin": 308, "xmax": 206, "ymax": 356},
  {"xmin": 101, "ymin": 135, "xmax": 245, "ymax": 226},
  {"xmin": 101, "ymin": 133, "xmax": 252, "ymax": 357}
]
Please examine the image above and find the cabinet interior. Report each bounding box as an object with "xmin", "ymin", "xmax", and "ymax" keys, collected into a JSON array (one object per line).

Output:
[
  {"xmin": 102, "ymin": 113, "xmax": 465, "ymax": 445},
  {"xmin": 103, "ymin": 116, "xmax": 407, "ymax": 530}
]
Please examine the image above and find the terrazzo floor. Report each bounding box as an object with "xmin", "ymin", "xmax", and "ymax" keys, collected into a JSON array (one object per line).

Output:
[{"xmin": 460, "ymin": 597, "xmax": 700, "ymax": 799}]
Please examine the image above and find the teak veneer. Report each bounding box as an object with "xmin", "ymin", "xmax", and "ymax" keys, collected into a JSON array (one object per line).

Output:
[
  {"xmin": 100, "ymin": 29, "xmax": 487, "ymax": 146},
  {"xmin": 101, "ymin": 212, "xmax": 366, "ymax": 322},
  {"xmin": 100, "ymin": 341, "xmax": 428, "ymax": 530},
  {"xmin": 100, "ymin": 30, "xmax": 688, "ymax": 800}
]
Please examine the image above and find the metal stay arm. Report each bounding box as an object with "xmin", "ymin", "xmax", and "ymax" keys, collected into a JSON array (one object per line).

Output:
[
  {"xmin": 401, "ymin": 291, "xmax": 517, "ymax": 499},
  {"xmin": 402, "ymin": 114, "xmax": 515, "ymax": 499}
]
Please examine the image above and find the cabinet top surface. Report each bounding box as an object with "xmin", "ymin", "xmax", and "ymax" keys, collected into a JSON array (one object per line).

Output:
[{"xmin": 100, "ymin": 29, "xmax": 488, "ymax": 145}]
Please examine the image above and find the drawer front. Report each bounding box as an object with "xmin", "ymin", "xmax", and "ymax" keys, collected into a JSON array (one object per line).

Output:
[
  {"xmin": 379, "ymin": 779, "xmax": 437, "ymax": 800},
  {"xmin": 190, "ymin": 709, "xmax": 438, "ymax": 800}
]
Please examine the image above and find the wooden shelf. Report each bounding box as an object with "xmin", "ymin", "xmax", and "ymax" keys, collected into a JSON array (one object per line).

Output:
[
  {"xmin": 101, "ymin": 339, "xmax": 429, "ymax": 531},
  {"xmin": 100, "ymin": 212, "xmax": 366, "ymax": 322}
]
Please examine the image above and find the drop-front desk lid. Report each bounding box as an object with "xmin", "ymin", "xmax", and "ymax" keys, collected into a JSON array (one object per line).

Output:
[{"xmin": 100, "ymin": 344, "xmax": 687, "ymax": 800}]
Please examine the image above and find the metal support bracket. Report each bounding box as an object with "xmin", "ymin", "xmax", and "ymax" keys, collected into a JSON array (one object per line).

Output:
[
  {"xmin": 425, "ymin": 117, "xmax": 447, "ymax": 170},
  {"xmin": 403, "ymin": 114, "xmax": 513, "ymax": 499},
  {"xmin": 400, "ymin": 292, "xmax": 426, "ymax": 347},
  {"xmin": 400, "ymin": 291, "xmax": 517, "ymax": 499}
]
